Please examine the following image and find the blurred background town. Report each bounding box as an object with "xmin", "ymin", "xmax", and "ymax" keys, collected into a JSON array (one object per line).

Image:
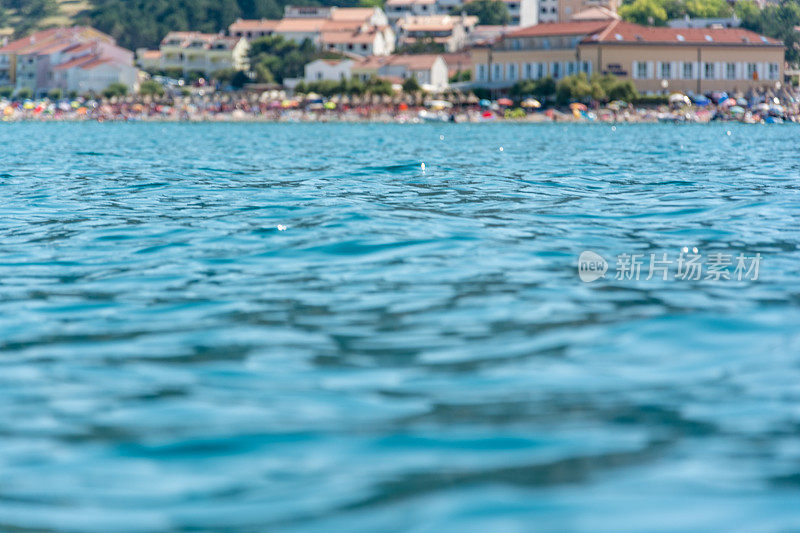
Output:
[{"xmin": 0, "ymin": 0, "xmax": 798, "ymax": 121}]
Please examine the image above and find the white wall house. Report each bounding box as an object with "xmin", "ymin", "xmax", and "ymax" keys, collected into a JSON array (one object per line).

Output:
[
  {"xmin": 396, "ymin": 15, "xmax": 478, "ymax": 53},
  {"xmin": 229, "ymin": 7, "xmax": 393, "ymax": 56},
  {"xmin": 320, "ymin": 26, "xmax": 395, "ymax": 56},
  {"xmin": 56, "ymin": 57, "xmax": 139, "ymax": 94},
  {"xmin": 0, "ymin": 26, "xmax": 137, "ymax": 96},
  {"xmin": 351, "ymin": 54, "xmax": 450, "ymax": 90},
  {"xmin": 304, "ymin": 58, "xmax": 355, "ymax": 82},
  {"xmin": 386, "ymin": 0, "xmax": 536, "ymax": 26},
  {"xmin": 503, "ymin": 0, "xmax": 538, "ymax": 27}
]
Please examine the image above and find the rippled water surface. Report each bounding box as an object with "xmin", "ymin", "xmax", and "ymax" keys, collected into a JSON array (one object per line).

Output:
[{"xmin": 1, "ymin": 122, "xmax": 800, "ymax": 532}]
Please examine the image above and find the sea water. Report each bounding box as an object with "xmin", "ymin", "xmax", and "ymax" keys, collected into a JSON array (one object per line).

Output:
[{"xmin": 1, "ymin": 122, "xmax": 799, "ymax": 532}]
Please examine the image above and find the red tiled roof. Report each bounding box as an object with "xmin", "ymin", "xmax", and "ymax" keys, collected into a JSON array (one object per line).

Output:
[
  {"xmin": 53, "ymin": 53, "xmax": 98, "ymax": 70},
  {"xmin": 321, "ymin": 31, "xmax": 378, "ymax": 44},
  {"xmin": 34, "ymin": 40, "xmax": 75, "ymax": 55},
  {"xmin": 329, "ymin": 7, "xmax": 376, "ymax": 21},
  {"xmin": 63, "ymin": 42, "xmax": 96, "ymax": 54},
  {"xmin": 0, "ymin": 27, "xmax": 113, "ymax": 54},
  {"xmin": 80, "ymin": 56, "xmax": 113, "ymax": 69},
  {"xmin": 0, "ymin": 28, "xmax": 65, "ymax": 53},
  {"xmin": 587, "ymin": 20, "xmax": 783, "ymax": 45},
  {"xmin": 229, "ymin": 18, "xmax": 280, "ymax": 32},
  {"xmin": 386, "ymin": 54, "xmax": 441, "ymax": 69},
  {"xmin": 508, "ymin": 20, "xmax": 612, "ymax": 38}
]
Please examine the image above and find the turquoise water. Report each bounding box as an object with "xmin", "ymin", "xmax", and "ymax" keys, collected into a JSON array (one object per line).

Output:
[{"xmin": 1, "ymin": 122, "xmax": 799, "ymax": 532}]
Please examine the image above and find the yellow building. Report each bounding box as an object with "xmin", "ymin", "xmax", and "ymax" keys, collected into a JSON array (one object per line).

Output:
[{"xmin": 471, "ymin": 20, "xmax": 785, "ymax": 94}]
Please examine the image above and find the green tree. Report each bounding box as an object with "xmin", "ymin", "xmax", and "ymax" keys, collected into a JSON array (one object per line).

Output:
[
  {"xmin": 556, "ymin": 73, "xmax": 593, "ymax": 105},
  {"xmin": 618, "ymin": 0, "xmax": 668, "ymax": 25},
  {"xmin": 685, "ymin": 0, "xmax": 731, "ymax": 18},
  {"xmin": 47, "ymin": 88, "xmax": 63, "ymax": 100},
  {"xmin": 533, "ymin": 76, "xmax": 556, "ymax": 99},
  {"xmin": 462, "ymin": 0, "xmax": 511, "ymax": 25},
  {"xmin": 402, "ymin": 75, "xmax": 422, "ymax": 93},
  {"xmin": 139, "ymin": 79, "xmax": 165, "ymax": 96},
  {"xmin": 365, "ymin": 76, "xmax": 394, "ymax": 95},
  {"xmin": 0, "ymin": 86, "xmax": 13, "ymax": 98},
  {"xmin": 248, "ymin": 35, "xmax": 319, "ymax": 83},
  {"xmin": 102, "ymin": 82, "xmax": 128, "ymax": 98},
  {"xmin": 735, "ymin": 0, "xmax": 762, "ymax": 28},
  {"xmin": 607, "ymin": 79, "xmax": 638, "ymax": 101},
  {"xmin": 16, "ymin": 87, "xmax": 32, "ymax": 100}
]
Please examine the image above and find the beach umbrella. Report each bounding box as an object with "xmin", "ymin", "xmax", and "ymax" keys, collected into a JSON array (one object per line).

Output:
[
  {"xmin": 521, "ymin": 98, "xmax": 541, "ymax": 108},
  {"xmin": 754, "ymin": 102, "xmax": 770, "ymax": 112},
  {"xmin": 479, "ymin": 99, "xmax": 491, "ymax": 107},
  {"xmin": 769, "ymin": 105, "xmax": 784, "ymax": 116},
  {"xmin": 730, "ymin": 106, "xmax": 745, "ymax": 115},
  {"xmin": 323, "ymin": 101, "xmax": 336, "ymax": 110},
  {"xmin": 710, "ymin": 91, "xmax": 728, "ymax": 103},
  {"xmin": 496, "ymin": 97, "xmax": 513, "ymax": 106},
  {"xmin": 719, "ymin": 97, "xmax": 736, "ymax": 107},
  {"xmin": 427, "ymin": 99, "xmax": 452, "ymax": 109},
  {"xmin": 668, "ymin": 93, "xmax": 689, "ymax": 105},
  {"xmin": 691, "ymin": 95, "xmax": 710, "ymax": 106},
  {"xmin": 398, "ymin": 102, "xmax": 408, "ymax": 111},
  {"xmin": 736, "ymin": 97, "xmax": 748, "ymax": 106},
  {"xmin": 569, "ymin": 102, "xmax": 588, "ymax": 111}
]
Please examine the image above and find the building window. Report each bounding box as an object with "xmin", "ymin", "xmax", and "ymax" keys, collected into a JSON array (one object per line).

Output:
[
  {"xmin": 769, "ymin": 62, "xmax": 779, "ymax": 80},
  {"xmin": 659, "ymin": 61, "xmax": 671, "ymax": 79},
  {"xmin": 682, "ymin": 61, "xmax": 692, "ymax": 79},
  {"xmin": 725, "ymin": 62, "xmax": 735, "ymax": 79},
  {"xmin": 477, "ymin": 63, "xmax": 487, "ymax": 81},
  {"xmin": 703, "ymin": 62, "xmax": 714, "ymax": 79},
  {"xmin": 492, "ymin": 63, "xmax": 503, "ymax": 81},
  {"xmin": 635, "ymin": 61, "xmax": 647, "ymax": 79},
  {"xmin": 524, "ymin": 63, "xmax": 532, "ymax": 79},
  {"xmin": 507, "ymin": 63, "xmax": 517, "ymax": 81},
  {"xmin": 746, "ymin": 62, "xmax": 757, "ymax": 80},
  {"xmin": 551, "ymin": 62, "xmax": 560, "ymax": 78}
]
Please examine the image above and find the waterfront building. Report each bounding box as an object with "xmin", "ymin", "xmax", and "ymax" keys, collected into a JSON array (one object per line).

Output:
[
  {"xmin": 0, "ymin": 26, "xmax": 137, "ymax": 96},
  {"xmin": 395, "ymin": 15, "xmax": 478, "ymax": 52},
  {"xmin": 136, "ymin": 32, "xmax": 249, "ymax": 75},
  {"xmin": 468, "ymin": 25, "xmax": 520, "ymax": 46},
  {"xmin": 470, "ymin": 20, "xmax": 785, "ymax": 94},
  {"xmin": 351, "ymin": 54, "xmax": 450, "ymax": 90},
  {"xmin": 385, "ymin": 0, "xmax": 537, "ymax": 27},
  {"xmin": 539, "ymin": 0, "xmax": 618, "ymax": 23},
  {"xmin": 304, "ymin": 58, "xmax": 357, "ymax": 82},
  {"xmin": 228, "ymin": 7, "xmax": 394, "ymax": 56}
]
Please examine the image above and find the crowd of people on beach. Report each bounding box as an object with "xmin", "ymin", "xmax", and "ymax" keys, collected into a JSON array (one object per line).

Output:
[{"xmin": 2, "ymin": 85, "xmax": 799, "ymax": 124}]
